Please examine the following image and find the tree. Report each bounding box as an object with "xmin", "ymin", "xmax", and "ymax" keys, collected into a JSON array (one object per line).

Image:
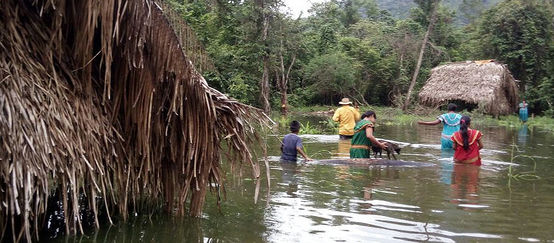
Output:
[
  {"xmin": 304, "ymin": 52, "xmax": 363, "ymax": 104},
  {"xmin": 274, "ymin": 13, "xmax": 302, "ymax": 115},
  {"xmin": 403, "ymin": 0, "xmax": 440, "ymax": 110},
  {"xmin": 256, "ymin": 0, "xmax": 272, "ymax": 113},
  {"xmin": 477, "ymin": 0, "xmax": 552, "ymax": 112}
]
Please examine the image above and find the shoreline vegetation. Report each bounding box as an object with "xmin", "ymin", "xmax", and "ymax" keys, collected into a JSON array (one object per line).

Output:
[{"xmin": 279, "ymin": 105, "xmax": 554, "ymax": 132}]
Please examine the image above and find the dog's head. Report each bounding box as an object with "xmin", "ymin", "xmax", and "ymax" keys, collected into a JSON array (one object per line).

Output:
[
  {"xmin": 394, "ymin": 147, "xmax": 401, "ymax": 154},
  {"xmin": 382, "ymin": 141, "xmax": 401, "ymax": 154}
]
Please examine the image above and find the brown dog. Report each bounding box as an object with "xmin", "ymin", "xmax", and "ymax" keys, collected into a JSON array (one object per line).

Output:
[{"xmin": 371, "ymin": 140, "xmax": 401, "ymax": 160}]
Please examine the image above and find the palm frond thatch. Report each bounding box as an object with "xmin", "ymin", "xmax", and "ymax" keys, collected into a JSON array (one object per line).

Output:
[
  {"xmin": 160, "ymin": 1, "xmax": 216, "ymax": 74},
  {"xmin": 0, "ymin": 0, "xmax": 270, "ymax": 242},
  {"xmin": 418, "ymin": 60, "xmax": 519, "ymax": 115}
]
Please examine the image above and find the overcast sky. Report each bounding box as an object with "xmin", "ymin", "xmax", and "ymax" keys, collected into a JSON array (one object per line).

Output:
[{"xmin": 281, "ymin": 0, "xmax": 329, "ymax": 18}]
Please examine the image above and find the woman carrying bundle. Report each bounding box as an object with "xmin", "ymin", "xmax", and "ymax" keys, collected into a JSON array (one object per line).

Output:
[{"xmin": 451, "ymin": 116, "xmax": 483, "ymax": 166}]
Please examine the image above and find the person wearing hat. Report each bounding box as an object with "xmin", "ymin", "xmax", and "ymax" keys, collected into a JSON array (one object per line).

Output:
[{"xmin": 332, "ymin": 98, "xmax": 361, "ymax": 140}]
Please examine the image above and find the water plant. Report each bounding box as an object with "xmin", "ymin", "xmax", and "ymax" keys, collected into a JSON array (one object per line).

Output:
[
  {"xmin": 319, "ymin": 118, "xmax": 339, "ymax": 133},
  {"xmin": 308, "ymin": 150, "xmax": 334, "ymax": 159},
  {"xmin": 507, "ymin": 141, "xmax": 541, "ymax": 188},
  {"xmin": 299, "ymin": 121, "xmax": 320, "ymax": 134}
]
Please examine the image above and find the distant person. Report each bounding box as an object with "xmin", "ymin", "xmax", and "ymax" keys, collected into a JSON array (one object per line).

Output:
[
  {"xmin": 350, "ymin": 111, "xmax": 387, "ymax": 158},
  {"xmin": 280, "ymin": 121, "xmax": 311, "ymax": 162},
  {"xmin": 418, "ymin": 103, "xmax": 462, "ymax": 150},
  {"xmin": 332, "ymin": 98, "xmax": 361, "ymax": 140},
  {"xmin": 519, "ymin": 100, "xmax": 528, "ymax": 122},
  {"xmin": 451, "ymin": 116, "xmax": 483, "ymax": 166}
]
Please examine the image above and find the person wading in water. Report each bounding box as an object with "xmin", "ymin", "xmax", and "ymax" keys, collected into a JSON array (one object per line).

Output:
[
  {"xmin": 518, "ymin": 99, "xmax": 528, "ymax": 122},
  {"xmin": 280, "ymin": 121, "xmax": 311, "ymax": 162},
  {"xmin": 350, "ymin": 111, "xmax": 387, "ymax": 158},
  {"xmin": 332, "ymin": 98, "xmax": 361, "ymax": 140},
  {"xmin": 451, "ymin": 116, "xmax": 483, "ymax": 166},
  {"xmin": 418, "ymin": 103, "xmax": 462, "ymax": 150}
]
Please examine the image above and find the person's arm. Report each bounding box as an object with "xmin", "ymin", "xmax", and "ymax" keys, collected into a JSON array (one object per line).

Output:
[
  {"xmin": 452, "ymin": 142, "xmax": 457, "ymax": 150},
  {"xmin": 332, "ymin": 109, "xmax": 341, "ymax": 122},
  {"xmin": 354, "ymin": 108, "xmax": 361, "ymax": 121},
  {"xmin": 366, "ymin": 126, "xmax": 387, "ymax": 149},
  {"xmin": 296, "ymin": 147, "xmax": 312, "ymax": 161},
  {"xmin": 477, "ymin": 139, "xmax": 483, "ymax": 150},
  {"xmin": 418, "ymin": 119, "xmax": 441, "ymax": 125}
]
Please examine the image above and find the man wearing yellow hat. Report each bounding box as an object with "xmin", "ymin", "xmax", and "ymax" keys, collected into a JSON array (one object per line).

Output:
[{"xmin": 332, "ymin": 98, "xmax": 361, "ymax": 140}]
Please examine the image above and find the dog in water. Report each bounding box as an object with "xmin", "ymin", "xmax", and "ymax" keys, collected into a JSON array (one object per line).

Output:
[{"xmin": 372, "ymin": 140, "xmax": 401, "ymax": 160}]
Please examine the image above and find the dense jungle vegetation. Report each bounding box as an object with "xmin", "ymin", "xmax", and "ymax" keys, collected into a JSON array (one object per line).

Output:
[{"xmin": 168, "ymin": 0, "xmax": 554, "ymax": 116}]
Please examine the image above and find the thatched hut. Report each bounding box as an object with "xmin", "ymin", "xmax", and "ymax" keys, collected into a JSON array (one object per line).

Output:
[
  {"xmin": 0, "ymin": 0, "xmax": 270, "ymax": 241},
  {"xmin": 418, "ymin": 60, "xmax": 519, "ymax": 115}
]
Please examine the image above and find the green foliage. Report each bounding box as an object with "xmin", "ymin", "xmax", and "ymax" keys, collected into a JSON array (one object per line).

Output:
[
  {"xmin": 303, "ymin": 51, "xmax": 362, "ymax": 103},
  {"xmin": 299, "ymin": 121, "xmax": 320, "ymax": 134},
  {"xmin": 475, "ymin": 0, "xmax": 553, "ymax": 114},
  {"xmin": 168, "ymin": 0, "xmax": 553, "ymax": 115},
  {"xmin": 319, "ymin": 118, "xmax": 339, "ymax": 133},
  {"xmin": 535, "ymin": 77, "xmax": 554, "ymax": 116},
  {"xmin": 227, "ymin": 74, "xmax": 255, "ymax": 103}
]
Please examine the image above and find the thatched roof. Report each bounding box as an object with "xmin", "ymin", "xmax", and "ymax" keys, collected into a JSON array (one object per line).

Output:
[
  {"xmin": 418, "ymin": 60, "xmax": 519, "ymax": 115},
  {"xmin": 0, "ymin": 0, "xmax": 270, "ymax": 241}
]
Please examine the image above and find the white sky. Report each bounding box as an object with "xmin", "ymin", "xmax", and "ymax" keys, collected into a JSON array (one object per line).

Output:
[{"xmin": 281, "ymin": 0, "xmax": 330, "ymax": 18}]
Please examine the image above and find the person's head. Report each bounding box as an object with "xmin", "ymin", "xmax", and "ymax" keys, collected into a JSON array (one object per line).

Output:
[
  {"xmin": 290, "ymin": 120, "xmax": 301, "ymax": 133},
  {"xmin": 447, "ymin": 103, "xmax": 457, "ymax": 112},
  {"xmin": 460, "ymin": 115, "xmax": 471, "ymax": 150},
  {"xmin": 338, "ymin": 98, "xmax": 353, "ymax": 106},
  {"xmin": 361, "ymin": 111, "xmax": 377, "ymax": 122}
]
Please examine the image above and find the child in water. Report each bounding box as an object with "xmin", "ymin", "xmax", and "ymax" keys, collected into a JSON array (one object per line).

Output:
[
  {"xmin": 280, "ymin": 121, "xmax": 311, "ymax": 162},
  {"xmin": 451, "ymin": 116, "xmax": 483, "ymax": 166}
]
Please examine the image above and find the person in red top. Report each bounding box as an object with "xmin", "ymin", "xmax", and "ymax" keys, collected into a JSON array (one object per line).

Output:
[{"xmin": 451, "ymin": 116, "xmax": 484, "ymax": 166}]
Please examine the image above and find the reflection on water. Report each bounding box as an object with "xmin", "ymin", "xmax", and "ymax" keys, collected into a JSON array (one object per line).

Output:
[
  {"xmin": 518, "ymin": 124, "xmax": 529, "ymax": 146},
  {"xmin": 450, "ymin": 164, "xmax": 480, "ymax": 207},
  {"xmin": 280, "ymin": 161, "xmax": 300, "ymax": 196},
  {"xmin": 47, "ymin": 118, "xmax": 554, "ymax": 242},
  {"xmin": 440, "ymin": 149, "xmax": 455, "ymax": 184},
  {"xmin": 336, "ymin": 139, "xmax": 351, "ymax": 157}
]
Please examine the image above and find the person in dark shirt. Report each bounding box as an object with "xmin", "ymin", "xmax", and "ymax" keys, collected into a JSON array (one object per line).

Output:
[{"xmin": 280, "ymin": 121, "xmax": 311, "ymax": 162}]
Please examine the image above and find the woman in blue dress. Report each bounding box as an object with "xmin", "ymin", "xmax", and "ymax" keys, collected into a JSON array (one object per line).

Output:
[
  {"xmin": 418, "ymin": 103, "xmax": 462, "ymax": 150},
  {"xmin": 519, "ymin": 100, "xmax": 528, "ymax": 122}
]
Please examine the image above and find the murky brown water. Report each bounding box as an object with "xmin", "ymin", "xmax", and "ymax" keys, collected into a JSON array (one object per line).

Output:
[{"xmin": 47, "ymin": 115, "xmax": 554, "ymax": 242}]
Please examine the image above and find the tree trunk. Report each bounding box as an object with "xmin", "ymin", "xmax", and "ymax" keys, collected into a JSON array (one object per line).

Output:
[
  {"xmin": 402, "ymin": 4, "xmax": 438, "ymax": 111},
  {"xmin": 277, "ymin": 38, "xmax": 296, "ymax": 116},
  {"xmin": 261, "ymin": 55, "xmax": 270, "ymax": 113},
  {"xmin": 259, "ymin": 2, "xmax": 271, "ymax": 113},
  {"xmin": 280, "ymin": 84, "xmax": 288, "ymax": 115}
]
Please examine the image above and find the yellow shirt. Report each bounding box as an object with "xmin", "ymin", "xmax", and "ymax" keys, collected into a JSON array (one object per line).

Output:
[{"xmin": 332, "ymin": 106, "xmax": 361, "ymax": 136}]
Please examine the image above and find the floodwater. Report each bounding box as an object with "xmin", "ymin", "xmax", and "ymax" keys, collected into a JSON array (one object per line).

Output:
[{"xmin": 48, "ymin": 115, "xmax": 554, "ymax": 242}]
